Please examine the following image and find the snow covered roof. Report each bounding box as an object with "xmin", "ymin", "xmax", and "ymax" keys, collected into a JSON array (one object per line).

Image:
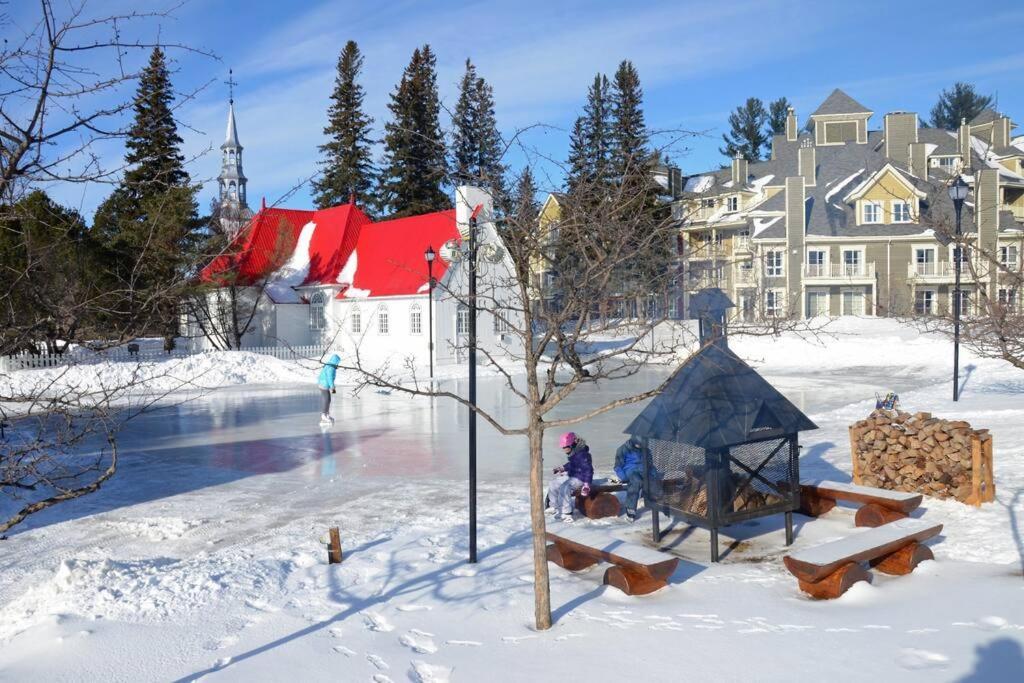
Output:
[{"xmin": 339, "ymin": 210, "xmax": 459, "ymax": 299}]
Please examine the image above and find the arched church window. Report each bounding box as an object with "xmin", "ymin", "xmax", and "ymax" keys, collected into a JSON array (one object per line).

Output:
[{"xmin": 309, "ymin": 291, "xmax": 326, "ymax": 330}]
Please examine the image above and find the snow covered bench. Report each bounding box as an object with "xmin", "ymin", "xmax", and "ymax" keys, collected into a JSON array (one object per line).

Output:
[
  {"xmin": 800, "ymin": 480, "xmax": 922, "ymax": 528},
  {"xmin": 546, "ymin": 522, "xmax": 679, "ymax": 595},
  {"xmin": 783, "ymin": 518, "xmax": 942, "ymax": 599},
  {"xmin": 576, "ymin": 477, "xmax": 626, "ymax": 519}
]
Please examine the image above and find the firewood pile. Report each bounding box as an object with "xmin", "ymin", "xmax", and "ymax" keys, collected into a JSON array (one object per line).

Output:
[
  {"xmin": 850, "ymin": 409, "xmax": 994, "ymax": 504},
  {"xmin": 663, "ymin": 470, "xmax": 783, "ymax": 516}
]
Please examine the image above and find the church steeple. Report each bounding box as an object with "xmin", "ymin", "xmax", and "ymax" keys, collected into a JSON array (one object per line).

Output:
[{"xmin": 218, "ymin": 70, "xmax": 248, "ymax": 213}]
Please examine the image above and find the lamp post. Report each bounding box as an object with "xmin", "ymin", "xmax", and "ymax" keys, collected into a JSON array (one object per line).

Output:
[
  {"xmin": 948, "ymin": 175, "xmax": 969, "ymax": 402},
  {"xmin": 424, "ymin": 245, "xmax": 436, "ymax": 383}
]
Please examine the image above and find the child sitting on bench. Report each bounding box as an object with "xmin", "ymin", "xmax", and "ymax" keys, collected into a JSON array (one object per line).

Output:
[{"xmin": 547, "ymin": 432, "xmax": 594, "ymax": 522}]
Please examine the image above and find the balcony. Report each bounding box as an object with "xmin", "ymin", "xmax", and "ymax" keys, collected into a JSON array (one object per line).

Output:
[
  {"xmin": 906, "ymin": 262, "xmax": 978, "ymax": 282},
  {"xmin": 803, "ymin": 263, "xmax": 876, "ymax": 282},
  {"xmin": 734, "ymin": 267, "xmax": 757, "ymax": 286},
  {"xmin": 686, "ymin": 243, "xmax": 726, "ymax": 260},
  {"xmin": 733, "ymin": 236, "xmax": 752, "ymax": 252}
]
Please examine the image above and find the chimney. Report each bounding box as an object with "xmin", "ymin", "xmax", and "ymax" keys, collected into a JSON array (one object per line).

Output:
[
  {"xmin": 976, "ymin": 169, "xmax": 1000, "ymax": 257},
  {"xmin": 731, "ymin": 153, "xmax": 748, "ymax": 186},
  {"xmin": 993, "ymin": 115, "xmax": 1011, "ymax": 148},
  {"xmin": 958, "ymin": 118, "xmax": 972, "ymax": 170},
  {"xmin": 908, "ymin": 142, "xmax": 929, "ymax": 179},
  {"xmin": 785, "ymin": 176, "xmax": 806, "ymax": 307},
  {"xmin": 798, "ymin": 140, "xmax": 816, "ymax": 186},
  {"xmin": 884, "ymin": 112, "xmax": 918, "ymax": 167},
  {"xmin": 785, "ymin": 106, "xmax": 798, "ymax": 142},
  {"xmin": 770, "ymin": 134, "xmax": 785, "ymax": 160}
]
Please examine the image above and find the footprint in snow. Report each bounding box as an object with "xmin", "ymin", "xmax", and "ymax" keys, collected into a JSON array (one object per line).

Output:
[
  {"xmin": 445, "ymin": 640, "xmax": 481, "ymax": 647},
  {"xmin": 372, "ymin": 675, "xmax": 394, "ymax": 683},
  {"xmin": 977, "ymin": 616, "xmax": 1009, "ymax": 631},
  {"xmin": 451, "ymin": 566, "xmax": 477, "ymax": 578},
  {"xmin": 328, "ymin": 626, "xmax": 343, "ymax": 638},
  {"xmin": 363, "ymin": 612, "xmax": 394, "ymax": 632},
  {"xmin": 397, "ymin": 605, "xmax": 433, "ymax": 613},
  {"xmin": 400, "ymin": 629, "xmax": 438, "ymax": 654},
  {"xmin": 501, "ymin": 635, "xmax": 537, "ymax": 644},
  {"xmin": 332, "ymin": 645, "xmax": 356, "ymax": 657},
  {"xmin": 555, "ymin": 633, "xmax": 584, "ymax": 641},
  {"xmin": 411, "ymin": 660, "xmax": 453, "ymax": 683},
  {"xmin": 366, "ymin": 653, "xmax": 389, "ymax": 670},
  {"xmin": 897, "ymin": 649, "xmax": 949, "ymax": 670}
]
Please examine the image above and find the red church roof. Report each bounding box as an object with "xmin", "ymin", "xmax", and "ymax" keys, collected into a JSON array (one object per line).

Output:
[
  {"xmin": 340, "ymin": 210, "xmax": 458, "ymax": 299},
  {"xmin": 201, "ymin": 202, "xmax": 459, "ymax": 302}
]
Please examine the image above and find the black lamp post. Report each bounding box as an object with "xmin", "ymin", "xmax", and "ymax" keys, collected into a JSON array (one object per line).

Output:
[
  {"xmin": 424, "ymin": 245, "xmax": 436, "ymax": 383},
  {"xmin": 467, "ymin": 212, "xmax": 479, "ymax": 564},
  {"xmin": 948, "ymin": 175, "xmax": 969, "ymax": 402}
]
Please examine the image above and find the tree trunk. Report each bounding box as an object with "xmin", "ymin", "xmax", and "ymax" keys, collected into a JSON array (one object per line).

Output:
[
  {"xmin": 528, "ymin": 418, "xmax": 552, "ymax": 630},
  {"xmin": 230, "ymin": 286, "xmax": 242, "ymax": 349}
]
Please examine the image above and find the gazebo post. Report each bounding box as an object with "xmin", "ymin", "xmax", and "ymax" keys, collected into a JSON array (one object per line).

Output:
[{"xmin": 785, "ymin": 511, "xmax": 794, "ymax": 545}]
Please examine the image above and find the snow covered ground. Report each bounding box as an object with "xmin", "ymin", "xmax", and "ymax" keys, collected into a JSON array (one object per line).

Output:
[{"xmin": 1, "ymin": 319, "xmax": 1022, "ymax": 681}]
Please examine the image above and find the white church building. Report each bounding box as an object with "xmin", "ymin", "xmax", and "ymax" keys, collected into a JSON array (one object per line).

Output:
[{"xmin": 187, "ymin": 102, "xmax": 522, "ymax": 370}]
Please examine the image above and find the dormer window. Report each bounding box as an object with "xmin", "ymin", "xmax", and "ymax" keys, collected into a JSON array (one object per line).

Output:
[
  {"xmin": 823, "ymin": 121, "xmax": 858, "ymax": 144},
  {"xmin": 701, "ymin": 198, "xmax": 716, "ymax": 208},
  {"xmin": 892, "ymin": 201, "xmax": 911, "ymax": 223},
  {"xmin": 726, "ymin": 196, "xmax": 739, "ymax": 212},
  {"xmin": 863, "ymin": 201, "xmax": 882, "ymax": 223}
]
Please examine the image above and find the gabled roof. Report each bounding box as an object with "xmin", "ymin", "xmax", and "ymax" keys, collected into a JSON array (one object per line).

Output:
[
  {"xmin": 624, "ymin": 343, "xmax": 817, "ymax": 449},
  {"xmin": 810, "ymin": 89, "xmax": 872, "ymax": 117},
  {"xmin": 339, "ymin": 210, "xmax": 459, "ymax": 299},
  {"xmin": 843, "ymin": 163, "xmax": 928, "ymax": 202},
  {"xmin": 201, "ymin": 203, "xmax": 371, "ymax": 303}
]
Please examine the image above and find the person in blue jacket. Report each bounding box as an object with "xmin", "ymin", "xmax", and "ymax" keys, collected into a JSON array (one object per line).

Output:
[
  {"xmin": 318, "ymin": 354, "xmax": 340, "ymax": 424},
  {"xmin": 547, "ymin": 432, "xmax": 594, "ymax": 521},
  {"xmin": 614, "ymin": 435, "xmax": 650, "ymax": 521}
]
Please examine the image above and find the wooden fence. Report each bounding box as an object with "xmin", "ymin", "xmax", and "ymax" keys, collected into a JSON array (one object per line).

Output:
[{"xmin": 0, "ymin": 344, "xmax": 328, "ymax": 372}]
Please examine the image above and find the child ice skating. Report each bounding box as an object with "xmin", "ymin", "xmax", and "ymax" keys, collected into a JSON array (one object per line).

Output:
[
  {"xmin": 547, "ymin": 432, "xmax": 594, "ymax": 522},
  {"xmin": 318, "ymin": 354, "xmax": 340, "ymax": 424}
]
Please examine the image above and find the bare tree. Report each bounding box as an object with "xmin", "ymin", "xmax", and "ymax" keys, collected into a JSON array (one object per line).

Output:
[{"xmin": 0, "ymin": 0, "xmax": 214, "ymax": 533}]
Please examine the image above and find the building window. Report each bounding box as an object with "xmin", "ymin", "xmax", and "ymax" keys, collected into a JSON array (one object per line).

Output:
[
  {"xmin": 765, "ymin": 290, "xmax": 784, "ymax": 317},
  {"xmin": 842, "ymin": 289, "xmax": 864, "ymax": 316},
  {"xmin": 377, "ymin": 306, "xmax": 389, "ymax": 335},
  {"xmin": 892, "ymin": 201, "xmax": 911, "ymax": 223},
  {"xmin": 998, "ymin": 288, "xmax": 1018, "ymax": 308},
  {"xmin": 842, "ymin": 249, "xmax": 863, "ymax": 275},
  {"xmin": 824, "ymin": 120, "xmax": 858, "ymax": 144},
  {"xmin": 999, "ymin": 245, "xmax": 1019, "ymax": 268},
  {"xmin": 807, "ymin": 249, "xmax": 826, "ymax": 277},
  {"xmin": 766, "ymin": 250, "xmax": 784, "ymax": 277},
  {"xmin": 954, "ymin": 289, "xmax": 972, "ymax": 317},
  {"xmin": 410, "ymin": 304, "xmax": 422, "ymax": 335},
  {"xmin": 309, "ymin": 291, "xmax": 326, "ymax": 330},
  {"xmin": 456, "ymin": 304, "xmax": 469, "ymax": 335},
  {"xmin": 726, "ymin": 196, "xmax": 739, "ymax": 212},
  {"xmin": 935, "ymin": 156, "xmax": 957, "ymax": 170},
  {"xmin": 915, "ymin": 289, "xmax": 935, "ymax": 315},
  {"xmin": 350, "ymin": 307, "xmax": 361, "ymax": 334},
  {"xmin": 806, "ymin": 290, "xmax": 828, "ymax": 317},
  {"xmin": 915, "ymin": 247, "xmax": 936, "ymax": 275},
  {"xmin": 862, "ymin": 201, "xmax": 882, "ymax": 224},
  {"xmin": 701, "ymin": 198, "xmax": 716, "ymax": 208}
]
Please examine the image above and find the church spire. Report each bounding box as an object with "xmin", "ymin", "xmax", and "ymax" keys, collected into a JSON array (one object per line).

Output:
[{"xmin": 218, "ymin": 69, "xmax": 249, "ymax": 231}]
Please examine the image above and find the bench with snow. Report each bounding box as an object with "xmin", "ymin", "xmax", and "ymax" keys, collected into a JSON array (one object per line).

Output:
[
  {"xmin": 800, "ymin": 480, "xmax": 922, "ymax": 528},
  {"xmin": 546, "ymin": 523, "xmax": 679, "ymax": 595},
  {"xmin": 783, "ymin": 517, "xmax": 942, "ymax": 599},
  {"xmin": 575, "ymin": 477, "xmax": 627, "ymax": 519}
]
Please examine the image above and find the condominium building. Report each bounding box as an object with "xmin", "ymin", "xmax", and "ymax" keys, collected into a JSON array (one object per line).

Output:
[{"xmin": 675, "ymin": 89, "xmax": 1024, "ymax": 320}]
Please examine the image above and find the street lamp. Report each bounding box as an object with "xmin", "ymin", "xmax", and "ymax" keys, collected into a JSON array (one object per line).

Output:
[
  {"xmin": 948, "ymin": 175, "xmax": 969, "ymax": 402},
  {"xmin": 424, "ymin": 245, "xmax": 436, "ymax": 383}
]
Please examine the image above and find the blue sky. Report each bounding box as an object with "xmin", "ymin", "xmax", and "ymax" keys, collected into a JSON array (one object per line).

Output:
[{"xmin": 21, "ymin": 0, "xmax": 1024, "ymax": 219}]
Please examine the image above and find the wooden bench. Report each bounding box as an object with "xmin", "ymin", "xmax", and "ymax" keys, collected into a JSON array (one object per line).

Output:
[
  {"xmin": 783, "ymin": 518, "xmax": 942, "ymax": 599},
  {"xmin": 800, "ymin": 480, "xmax": 922, "ymax": 528},
  {"xmin": 546, "ymin": 523, "xmax": 679, "ymax": 595},
  {"xmin": 575, "ymin": 478, "xmax": 626, "ymax": 519}
]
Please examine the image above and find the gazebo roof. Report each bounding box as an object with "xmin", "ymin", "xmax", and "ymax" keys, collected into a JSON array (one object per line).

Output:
[{"xmin": 625, "ymin": 343, "xmax": 817, "ymax": 449}]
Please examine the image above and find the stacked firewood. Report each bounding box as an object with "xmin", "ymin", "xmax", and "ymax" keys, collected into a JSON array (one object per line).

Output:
[
  {"xmin": 664, "ymin": 471, "xmax": 782, "ymax": 516},
  {"xmin": 850, "ymin": 409, "xmax": 991, "ymax": 501}
]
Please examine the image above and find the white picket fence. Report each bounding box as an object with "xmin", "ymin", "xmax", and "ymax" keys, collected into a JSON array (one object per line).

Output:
[{"xmin": 0, "ymin": 344, "xmax": 329, "ymax": 372}]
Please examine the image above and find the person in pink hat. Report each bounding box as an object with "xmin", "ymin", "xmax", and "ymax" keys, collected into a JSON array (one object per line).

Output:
[{"xmin": 546, "ymin": 432, "xmax": 594, "ymax": 522}]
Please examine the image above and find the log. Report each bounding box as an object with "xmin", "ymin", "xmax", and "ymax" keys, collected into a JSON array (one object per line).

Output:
[
  {"xmin": 798, "ymin": 486, "xmax": 837, "ymax": 517},
  {"xmin": 603, "ymin": 565, "xmax": 671, "ymax": 595},
  {"xmin": 328, "ymin": 527, "xmax": 343, "ymax": 564},
  {"xmin": 854, "ymin": 503, "xmax": 908, "ymax": 528},
  {"xmin": 796, "ymin": 562, "xmax": 871, "ymax": 600},
  {"xmin": 577, "ymin": 491, "xmax": 620, "ymax": 519},
  {"xmin": 546, "ymin": 542, "xmax": 600, "ymax": 571},
  {"xmin": 869, "ymin": 541, "xmax": 933, "ymax": 575}
]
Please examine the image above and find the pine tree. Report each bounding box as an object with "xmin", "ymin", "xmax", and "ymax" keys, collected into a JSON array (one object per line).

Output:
[
  {"xmin": 930, "ymin": 82, "xmax": 995, "ymax": 130},
  {"xmin": 378, "ymin": 45, "xmax": 449, "ymax": 218},
  {"xmin": 564, "ymin": 74, "xmax": 612, "ymax": 192},
  {"xmin": 720, "ymin": 97, "xmax": 769, "ymax": 161},
  {"xmin": 313, "ymin": 41, "xmax": 375, "ymax": 209},
  {"xmin": 92, "ymin": 47, "xmax": 198, "ymax": 340},
  {"xmin": 767, "ymin": 97, "xmax": 791, "ymax": 136},
  {"xmin": 512, "ymin": 166, "xmax": 538, "ymax": 223},
  {"xmin": 610, "ymin": 60, "xmax": 649, "ymax": 180},
  {"xmin": 451, "ymin": 59, "xmax": 506, "ymax": 197}
]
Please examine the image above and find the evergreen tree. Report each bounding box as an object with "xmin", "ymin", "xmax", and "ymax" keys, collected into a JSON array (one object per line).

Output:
[
  {"xmin": 930, "ymin": 82, "xmax": 995, "ymax": 130},
  {"xmin": 610, "ymin": 60, "xmax": 649, "ymax": 179},
  {"xmin": 451, "ymin": 59, "xmax": 506, "ymax": 197},
  {"xmin": 377, "ymin": 45, "xmax": 449, "ymax": 218},
  {"xmin": 564, "ymin": 74, "xmax": 612, "ymax": 192},
  {"xmin": 720, "ymin": 97, "xmax": 769, "ymax": 161},
  {"xmin": 92, "ymin": 47, "xmax": 198, "ymax": 342},
  {"xmin": 767, "ymin": 97, "xmax": 791, "ymax": 136},
  {"xmin": 512, "ymin": 166, "xmax": 538, "ymax": 224},
  {"xmin": 313, "ymin": 40, "xmax": 375, "ymax": 209}
]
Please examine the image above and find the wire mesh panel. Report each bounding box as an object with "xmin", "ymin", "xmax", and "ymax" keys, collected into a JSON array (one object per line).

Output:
[
  {"xmin": 647, "ymin": 438, "xmax": 709, "ymax": 519},
  {"xmin": 721, "ymin": 436, "xmax": 799, "ymax": 523}
]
